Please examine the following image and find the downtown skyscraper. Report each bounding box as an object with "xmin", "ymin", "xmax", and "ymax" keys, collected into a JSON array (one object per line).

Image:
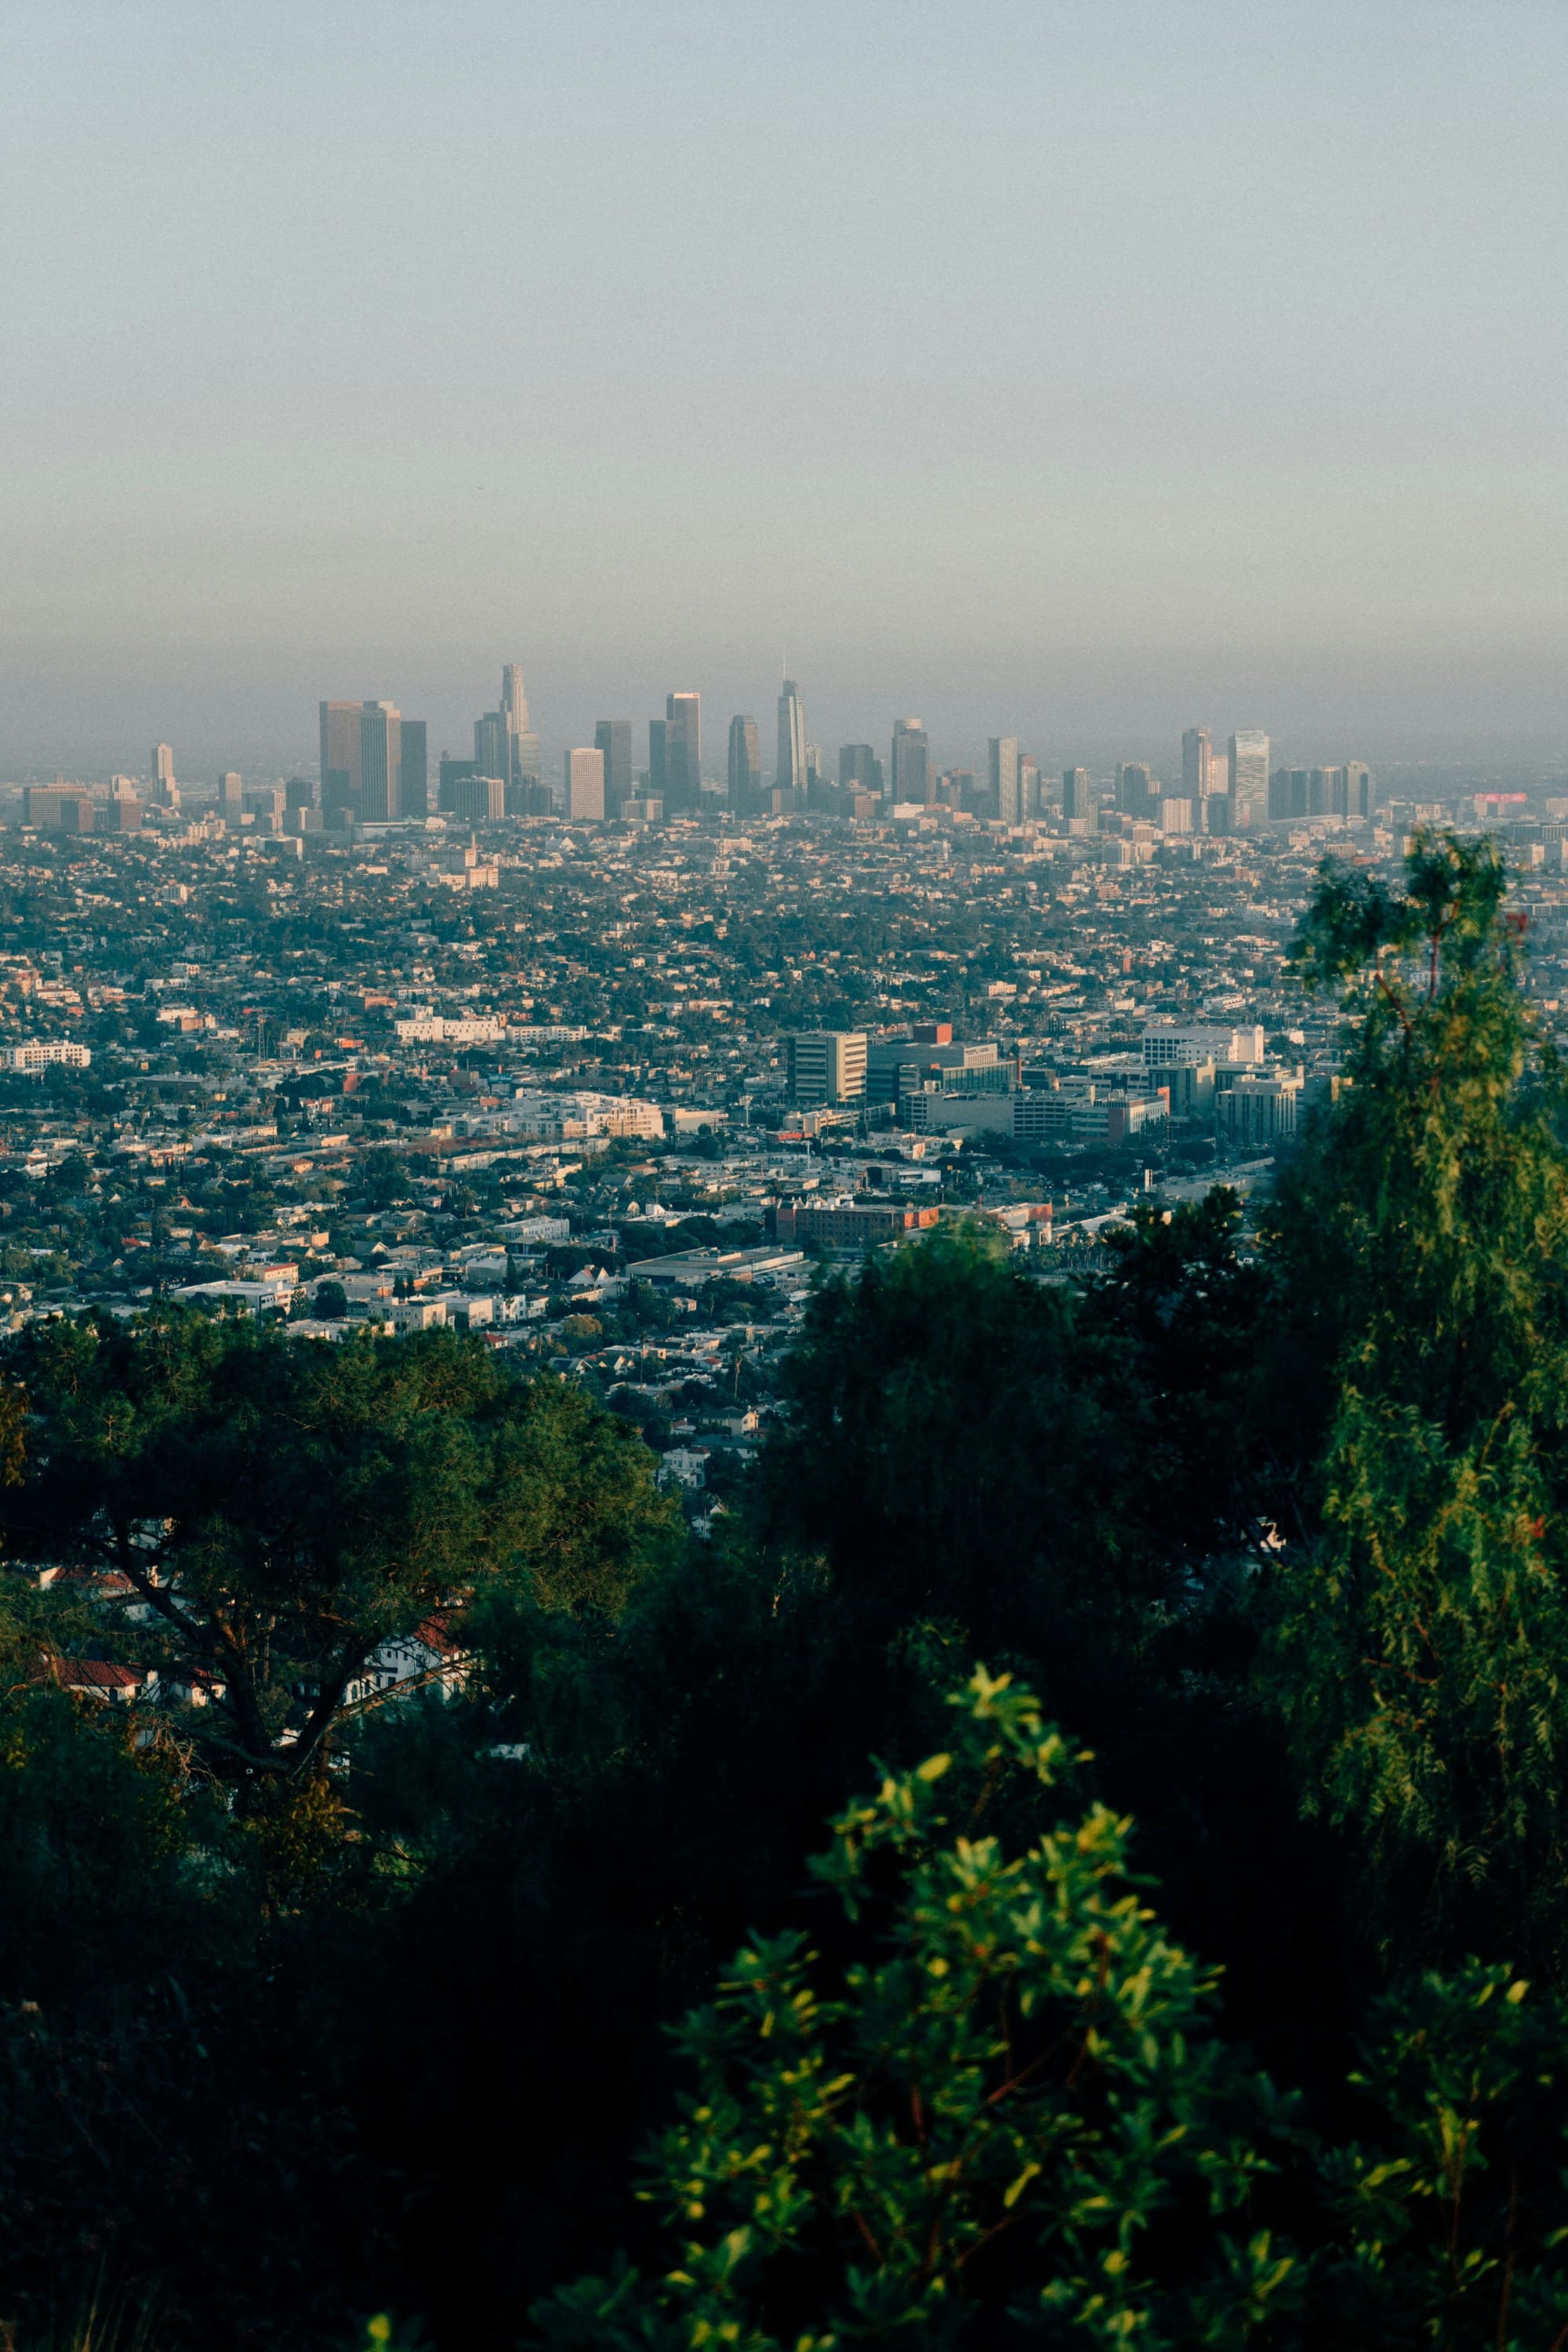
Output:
[
  {"xmin": 1181, "ymin": 728, "xmax": 1213, "ymax": 800},
  {"xmin": 776, "ymin": 678, "xmax": 806, "ymax": 795},
  {"xmin": 891, "ymin": 718, "xmax": 930, "ymax": 806},
  {"xmin": 320, "ymin": 697, "xmax": 427, "ymax": 822},
  {"xmin": 989, "ymin": 736, "xmax": 1020, "ymax": 824},
  {"xmin": 594, "ymin": 720, "xmax": 633, "ymax": 813},
  {"xmin": 662, "ymin": 691, "xmax": 701, "ymax": 812},
  {"xmin": 1228, "ymin": 731, "xmax": 1269, "ymax": 826},
  {"xmin": 728, "ymin": 714, "xmax": 761, "ymax": 812},
  {"xmin": 476, "ymin": 663, "xmax": 542, "ymax": 810}
]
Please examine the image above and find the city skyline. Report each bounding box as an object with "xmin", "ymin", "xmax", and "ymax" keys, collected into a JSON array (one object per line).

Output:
[
  {"xmin": 4, "ymin": 5, "xmax": 1568, "ymax": 771},
  {"xmin": 10, "ymin": 670, "xmax": 1434, "ymax": 808}
]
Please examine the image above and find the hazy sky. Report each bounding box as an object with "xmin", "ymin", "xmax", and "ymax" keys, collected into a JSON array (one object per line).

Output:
[{"xmin": 3, "ymin": 0, "xmax": 1566, "ymax": 777}]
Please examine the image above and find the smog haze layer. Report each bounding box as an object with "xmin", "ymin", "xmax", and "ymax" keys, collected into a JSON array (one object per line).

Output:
[{"xmin": 2, "ymin": 0, "xmax": 1566, "ymax": 775}]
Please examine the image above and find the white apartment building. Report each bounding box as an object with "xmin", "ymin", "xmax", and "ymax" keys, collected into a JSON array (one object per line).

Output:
[
  {"xmin": 3, "ymin": 1040, "xmax": 91, "ymax": 1072},
  {"xmin": 1142, "ymin": 1025, "xmax": 1264, "ymax": 1072},
  {"xmin": 1215, "ymin": 1071, "xmax": 1303, "ymax": 1148},
  {"xmin": 510, "ymin": 1090, "xmax": 664, "ymax": 1142}
]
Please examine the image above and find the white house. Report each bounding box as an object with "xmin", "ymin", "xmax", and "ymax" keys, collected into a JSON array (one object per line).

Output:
[{"xmin": 345, "ymin": 1616, "xmax": 470, "ymax": 1708}]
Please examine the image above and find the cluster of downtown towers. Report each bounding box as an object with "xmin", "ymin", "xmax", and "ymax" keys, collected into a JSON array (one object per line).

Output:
[
  {"xmin": 318, "ymin": 668, "xmax": 1285, "ymax": 832},
  {"xmin": 318, "ymin": 669, "xmax": 862, "ymax": 827}
]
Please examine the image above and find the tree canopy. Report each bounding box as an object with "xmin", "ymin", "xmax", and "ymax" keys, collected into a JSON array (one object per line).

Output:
[{"xmin": 9, "ymin": 833, "xmax": 1568, "ymax": 2350}]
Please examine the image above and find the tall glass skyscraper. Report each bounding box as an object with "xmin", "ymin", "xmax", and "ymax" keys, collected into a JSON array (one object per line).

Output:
[
  {"xmin": 891, "ymin": 718, "xmax": 931, "ymax": 805},
  {"xmin": 1228, "ymin": 730, "xmax": 1270, "ymax": 826},
  {"xmin": 1181, "ymin": 728, "xmax": 1212, "ymax": 800},
  {"xmin": 594, "ymin": 720, "xmax": 633, "ymax": 811},
  {"xmin": 665, "ymin": 692, "xmax": 701, "ymax": 811},
  {"xmin": 358, "ymin": 701, "xmax": 401, "ymax": 823},
  {"xmin": 989, "ymin": 736, "xmax": 1020, "ymax": 823},
  {"xmin": 728, "ymin": 714, "xmax": 761, "ymax": 811},
  {"xmin": 776, "ymin": 678, "xmax": 806, "ymax": 793}
]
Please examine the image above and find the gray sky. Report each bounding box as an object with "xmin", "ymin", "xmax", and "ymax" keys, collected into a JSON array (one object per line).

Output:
[{"xmin": 2, "ymin": 1, "xmax": 1566, "ymax": 778}]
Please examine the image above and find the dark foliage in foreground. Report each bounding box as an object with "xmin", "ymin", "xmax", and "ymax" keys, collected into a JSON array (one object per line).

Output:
[{"xmin": 5, "ymin": 834, "xmax": 1568, "ymax": 2347}]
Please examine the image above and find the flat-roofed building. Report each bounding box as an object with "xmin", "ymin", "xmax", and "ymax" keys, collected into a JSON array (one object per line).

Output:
[
  {"xmin": 786, "ymin": 1029, "xmax": 867, "ymax": 1107},
  {"xmin": 568, "ymin": 746, "xmax": 606, "ymax": 822}
]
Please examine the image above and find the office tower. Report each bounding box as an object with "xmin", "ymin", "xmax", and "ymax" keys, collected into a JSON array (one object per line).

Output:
[
  {"xmin": 501, "ymin": 663, "xmax": 541, "ymax": 804},
  {"xmin": 1344, "ymin": 760, "xmax": 1371, "ymax": 818},
  {"xmin": 891, "ymin": 718, "xmax": 931, "ymax": 805},
  {"xmin": 399, "ymin": 720, "xmax": 427, "ymax": 818},
  {"xmin": 1019, "ymin": 756, "xmax": 1040, "ymax": 820},
  {"xmin": 26, "ymin": 787, "xmax": 95, "ymax": 833},
  {"xmin": 648, "ymin": 717, "xmax": 668, "ymax": 804},
  {"xmin": 355, "ymin": 702, "xmax": 401, "ymax": 823},
  {"xmin": 568, "ymin": 746, "xmax": 605, "ymax": 822},
  {"xmin": 786, "ymin": 1030, "xmax": 868, "ymax": 1107},
  {"xmin": 595, "ymin": 720, "xmax": 633, "ymax": 811},
  {"xmin": 285, "ymin": 778, "xmax": 315, "ymax": 811},
  {"xmin": 449, "ymin": 774, "xmax": 505, "ymax": 824},
  {"xmin": 1228, "ymin": 731, "xmax": 1269, "ymax": 826},
  {"xmin": 665, "ymin": 692, "xmax": 700, "ymax": 811},
  {"xmin": 1116, "ymin": 763, "xmax": 1154, "ymax": 819},
  {"xmin": 839, "ymin": 743, "xmax": 883, "ymax": 791},
  {"xmin": 1269, "ymin": 768, "xmax": 1311, "ymax": 820},
  {"xmin": 499, "ymin": 664, "xmax": 539, "ymax": 787},
  {"xmin": 320, "ymin": 701, "xmax": 362, "ymax": 818},
  {"xmin": 1181, "ymin": 728, "xmax": 1212, "ymax": 800},
  {"xmin": 245, "ymin": 784, "xmax": 287, "ymax": 830},
  {"xmin": 219, "ymin": 771, "xmax": 242, "ymax": 811},
  {"xmin": 777, "ymin": 678, "xmax": 807, "ymax": 793},
  {"xmin": 151, "ymin": 743, "xmax": 177, "ymax": 806},
  {"xmin": 438, "ymin": 756, "xmax": 477, "ymax": 812},
  {"xmin": 474, "ymin": 710, "xmax": 507, "ymax": 779},
  {"xmin": 500, "ymin": 662, "xmax": 529, "ymax": 766},
  {"xmin": 989, "ymin": 737, "xmax": 1020, "ymax": 824},
  {"xmin": 473, "ymin": 666, "xmax": 539, "ymax": 810},
  {"xmin": 1062, "ymin": 767, "xmax": 1090, "ymax": 819},
  {"xmin": 728, "ymin": 714, "xmax": 761, "ymax": 811}
]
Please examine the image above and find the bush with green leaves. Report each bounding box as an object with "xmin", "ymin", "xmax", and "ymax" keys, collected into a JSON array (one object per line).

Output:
[{"xmin": 532, "ymin": 1666, "xmax": 1304, "ymax": 2349}]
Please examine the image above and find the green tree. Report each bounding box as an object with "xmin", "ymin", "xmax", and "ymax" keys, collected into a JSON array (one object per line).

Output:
[
  {"xmin": 358, "ymin": 1149, "xmax": 413, "ymax": 1210},
  {"xmin": 1260, "ymin": 832, "xmax": 1568, "ymax": 1963},
  {"xmin": 1321, "ymin": 1960, "xmax": 1568, "ymax": 2347},
  {"xmin": 761, "ymin": 1218, "xmax": 1261, "ymax": 1715},
  {"xmin": 532, "ymin": 1665, "xmax": 1303, "ymax": 2349},
  {"xmin": 0, "ymin": 1312, "xmax": 678, "ymax": 1789}
]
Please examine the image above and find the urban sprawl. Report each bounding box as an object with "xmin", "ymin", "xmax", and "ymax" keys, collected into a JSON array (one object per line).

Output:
[{"xmin": 6, "ymin": 663, "xmax": 1566, "ymax": 1537}]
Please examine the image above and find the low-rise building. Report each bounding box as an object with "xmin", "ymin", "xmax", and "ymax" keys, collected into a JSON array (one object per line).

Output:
[
  {"xmin": 773, "ymin": 1198, "xmax": 939, "ymax": 1247},
  {"xmin": 626, "ymin": 1242, "xmax": 804, "ymax": 1290}
]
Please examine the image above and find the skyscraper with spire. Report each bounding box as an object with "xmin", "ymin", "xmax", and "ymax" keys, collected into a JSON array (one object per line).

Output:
[
  {"xmin": 501, "ymin": 662, "xmax": 541, "ymax": 805},
  {"xmin": 777, "ymin": 678, "xmax": 806, "ymax": 794},
  {"xmin": 476, "ymin": 662, "xmax": 542, "ymax": 811}
]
